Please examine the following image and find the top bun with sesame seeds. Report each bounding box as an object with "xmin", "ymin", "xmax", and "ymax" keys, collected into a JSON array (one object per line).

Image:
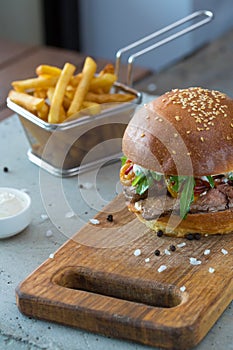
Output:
[
  {"xmin": 122, "ymin": 87, "xmax": 233, "ymax": 176},
  {"xmin": 120, "ymin": 87, "xmax": 233, "ymax": 236}
]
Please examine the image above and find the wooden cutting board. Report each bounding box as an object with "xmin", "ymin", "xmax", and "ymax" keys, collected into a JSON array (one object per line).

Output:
[{"xmin": 16, "ymin": 194, "xmax": 233, "ymax": 350}]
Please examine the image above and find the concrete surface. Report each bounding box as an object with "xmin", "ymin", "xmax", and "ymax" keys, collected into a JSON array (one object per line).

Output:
[{"xmin": 0, "ymin": 111, "xmax": 233, "ymax": 350}]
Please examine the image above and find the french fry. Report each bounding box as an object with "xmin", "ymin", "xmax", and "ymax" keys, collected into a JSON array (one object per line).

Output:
[
  {"xmin": 99, "ymin": 63, "xmax": 115, "ymax": 75},
  {"xmin": 36, "ymin": 65, "xmax": 62, "ymax": 76},
  {"xmin": 85, "ymin": 92, "xmax": 135, "ymax": 103},
  {"xmin": 48, "ymin": 62, "xmax": 76, "ymax": 123},
  {"xmin": 50, "ymin": 86, "xmax": 72, "ymax": 110},
  {"xmin": 47, "ymin": 87, "xmax": 66, "ymax": 122},
  {"xmin": 70, "ymin": 73, "xmax": 82, "ymax": 87},
  {"xmin": 33, "ymin": 89, "xmax": 47, "ymax": 99},
  {"xmin": 8, "ymin": 58, "xmax": 136, "ymax": 124},
  {"xmin": 67, "ymin": 57, "xmax": 97, "ymax": 117},
  {"xmin": 64, "ymin": 85, "xmax": 75, "ymax": 100},
  {"xmin": 37, "ymin": 103, "xmax": 49, "ymax": 121},
  {"xmin": 9, "ymin": 90, "xmax": 45, "ymax": 112},
  {"xmin": 81, "ymin": 101, "xmax": 101, "ymax": 115},
  {"xmin": 70, "ymin": 73, "xmax": 116, "ymax": 94},
  {"xmin": 46, "ymin": 87, "xmax": 55, "ymax": 104},
  {"xmin": 62, "ymin": 95, "xmax": 72, "ymax": 111},
  {"xmin": 12, "ymin": 75, "xmax": 59, "ymax": 92},
  {"xmin": 70, "ymin": 69, "xmax": 116, "ymax": 91},
  {"xmin": 89, "ymin": 73, "xmax": 117, "ymax": 93}
]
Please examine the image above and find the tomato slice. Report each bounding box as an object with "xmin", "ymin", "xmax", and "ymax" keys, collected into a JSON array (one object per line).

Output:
[{"xmin": 194, "ymin": 178, "xmax": 210, "ymax": 195}]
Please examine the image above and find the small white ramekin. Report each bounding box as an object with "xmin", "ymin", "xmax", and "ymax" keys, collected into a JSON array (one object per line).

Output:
[{"xmin": 0, "ymin": 187, "xmax": 31, "ymax": 239}]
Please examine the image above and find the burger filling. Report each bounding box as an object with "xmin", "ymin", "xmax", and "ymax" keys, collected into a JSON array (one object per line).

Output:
[{"xmin": 120, "ymin": 156, "xmax": 233, "ymax": 220}]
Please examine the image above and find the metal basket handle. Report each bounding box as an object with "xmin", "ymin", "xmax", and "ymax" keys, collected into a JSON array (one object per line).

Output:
[{"xmin": 115, "ymin": 10, "xmax": 214, "ymax": 86}]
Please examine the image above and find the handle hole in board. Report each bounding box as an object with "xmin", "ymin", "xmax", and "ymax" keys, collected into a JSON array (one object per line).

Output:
[{"xmin": 52, "ymin": 266, "xmax": 184, "ymax": 308}]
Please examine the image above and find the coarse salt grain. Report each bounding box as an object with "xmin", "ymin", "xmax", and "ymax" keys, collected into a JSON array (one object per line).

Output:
[
  {"xmin": 208, "ymin": 267, "xmax": 215, "ymax": 273},
  {"xmin": 134, "ymin": 249, "xmax": 141, "ymax": 257},
  {"xmin": 145, "ymin": 258, "xmax": 150, "ymax": 263},
  {"xmin": 46, "ymin": 229, "xmax": 53, "ymax": 237},
  {"xmin": 180, "ymin": 286, "xmax": 186, "ymax": 292},
  {"xmin": 189, "ymin": 257, "xmax": 202, "ymax": 265},
  {"xmin": 89, "ymin": 218, "xmax": 100, "ymax": 225},
  {"xmin": 158, "ymin": 265, "xmax": 167, "ymax": 273},
  {"xmin": 221, "ymin": 248, "xmax": 228, "ymax": 255},
  {"xmin": 164, "ymin": 249, "xmax": 171, "ymax": 255},
  {"xmin": 65, "ymin": 211, "xmax": 76, "ymax": 218},
  {"xmin": 204, "ymin": 249, "xmax": 210, "ymax": 255},
  {"xmin": 177, "ymin": 242, "xmax": 186, "ymax": 248},
  {"xmin": 41, "ymin": 213, "xmax": 48, "ymax": 221},
  {"xmin": 49, "ymin": 253, "xmax": 54, "ymax": 259}
]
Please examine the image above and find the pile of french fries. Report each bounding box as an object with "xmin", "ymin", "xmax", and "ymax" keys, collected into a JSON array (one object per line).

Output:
[{"xmin": 8, "ymin": 57, "xmax": 135, "ymax": 124}]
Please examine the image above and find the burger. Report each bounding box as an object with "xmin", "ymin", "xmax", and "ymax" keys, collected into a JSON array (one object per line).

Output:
[{"xmin": 120, "ymin": 87, "xmax": 233, "ymax": 237}]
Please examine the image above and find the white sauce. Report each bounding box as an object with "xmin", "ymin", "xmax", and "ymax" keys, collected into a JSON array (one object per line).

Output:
[{"xmin": 0, "ymin": 191, "xmax": 25, "ymax": 218}]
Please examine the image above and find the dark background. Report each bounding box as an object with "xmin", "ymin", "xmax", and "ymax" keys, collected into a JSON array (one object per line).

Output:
[{"xmin": 43, "ymin": 0, "xmax": 81, "ymax": 51}]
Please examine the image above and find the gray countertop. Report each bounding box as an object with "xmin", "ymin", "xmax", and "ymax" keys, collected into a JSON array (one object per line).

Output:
[{"xmin": 0, "ymin": 110, "xmax": 233, "ymax": 350}]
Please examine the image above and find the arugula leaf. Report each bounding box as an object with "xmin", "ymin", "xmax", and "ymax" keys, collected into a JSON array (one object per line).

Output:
[
  {"xmin": 228, "ymin": 172, "xmax": 233, "ymax": 180},
  {"xmin": 179, "ymin": 177, "xmax": 195, "ymax": 219},
  {"xmin": 206, "ymin": 175, "xmax": 215, "ymax": 188},
  {"xmin": 129, "ymin": 163, "xmax": 195, "ymax": 218},
  {"xmin": 121, "ymin": 155, "xmax": 127, "ymax": 166},
  {"xmin": 135, "ymin": 171, "xmax": 163, "ymax": 195},
  {"xmin": 132, "ymin": 174, "xmax": 145, "ymax": 187},
  {"xmin": 132, "ymin": 174, "xmax": 148, "ymax": 194},
  {"xmin": 136, "ymin": 177, "xmax": 149, "ymax": 194}
]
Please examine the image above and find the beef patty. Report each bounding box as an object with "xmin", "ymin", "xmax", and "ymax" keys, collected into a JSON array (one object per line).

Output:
[{"xmin": 123, "ymin": 183, "xmax": 233, "ymax": 220}]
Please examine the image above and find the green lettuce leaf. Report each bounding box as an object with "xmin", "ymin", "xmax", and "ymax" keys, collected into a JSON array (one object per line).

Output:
[
  {"xmin": 167, "ymin": 175, "xmax": 195, "ymax": 218},
  {"xmin": 121, "ymin": 155, "xmax": 127, "ymax": 166}
]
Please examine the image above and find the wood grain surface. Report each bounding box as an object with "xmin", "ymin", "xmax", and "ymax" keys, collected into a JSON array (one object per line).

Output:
[{"xmin": 16, "ymin": 194, "xmax": 233, "ymax": 350}]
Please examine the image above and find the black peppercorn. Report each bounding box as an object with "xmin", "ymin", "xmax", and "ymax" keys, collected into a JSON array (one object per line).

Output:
[
  {"xmin": 186, "ymin": 233, "xmax": 194, "ymax": 240},
  {"xmin": 157, "ymin": 230, "xmax": 164, "ymax": 237},
  {"xmin": 154, "ymin": 249, "xmax": 160, "ymax": 256},
  {"xmin": 194, "ymin": 233, "xmax": 201, "ymax": 240},
  {"xmin": 169, "ymin": 244, "xmax": 176, "ymax": 252},
  {"xmin": 107, "ymin": 214, "xmax": 113, "ymax": 222},
  {"xmin": 3, "ymin": 166, "xmax": 8, "ymax": 172}
]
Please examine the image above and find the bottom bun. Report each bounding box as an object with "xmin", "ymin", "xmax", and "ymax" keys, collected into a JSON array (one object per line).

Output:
[{"xmin": 135, "ymin": 209, "xmax": 233, "ymax": 237}]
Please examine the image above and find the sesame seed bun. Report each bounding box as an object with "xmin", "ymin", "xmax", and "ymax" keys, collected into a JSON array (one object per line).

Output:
[
  {"xmin": 121, "ymin": 87, "xmax": 233, "ymax": 236},
  {"xmin": 123, "ymin": 87, "xmax": 233, "ymax": 176}
]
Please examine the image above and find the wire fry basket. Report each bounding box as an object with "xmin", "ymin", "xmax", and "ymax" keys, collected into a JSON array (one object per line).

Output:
[{"xmin": 115, "ymin": 10, "xmax": 213, "ymax": 86}]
